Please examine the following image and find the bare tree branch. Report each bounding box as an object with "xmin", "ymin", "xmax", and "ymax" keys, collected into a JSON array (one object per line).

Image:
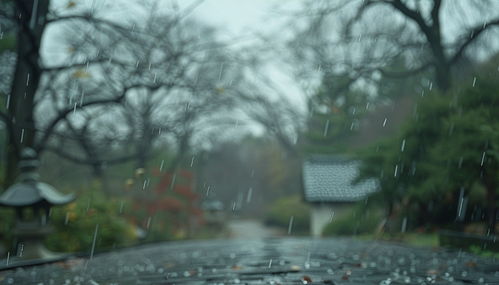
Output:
[
  {"xmin": 450, "ymin": 18, "xmax": 499, "ymax": 65},
  {"xmin": 377, "ymin": 62, "xmax": 433, "ymax": 78},
  {"xmin": 45, "ymin": 146, "xmax": 137, "ymax": 166}
]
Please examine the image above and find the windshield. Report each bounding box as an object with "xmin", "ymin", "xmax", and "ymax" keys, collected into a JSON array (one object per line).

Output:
[{"xmin": 0, "ymin": 0, "xmax": 498, "ymax": 284}]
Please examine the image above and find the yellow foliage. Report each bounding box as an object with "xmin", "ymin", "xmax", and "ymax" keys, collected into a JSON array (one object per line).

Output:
[
  {"xmin": 127, "ymin": 225, "xmax": 139, "ymax": 239},
  {"xmin": 174, "ymin": 229, "xmax": 187, "ymax": 239},
  {"xmin": 65, "ymin": 202, "xmax": 76, "ymax": 211},
  {"xmin": 125, "ymin": 178, "xmax": 135, "ymax": 191},
  {"xmin": 67, "ymin": 211, "xmax": 77, "ymax": 222},
  {"xmin": 66, "ymin": 1, "xmax": 77, "ymax": 8},
  {"xmin": 135, "ymin": 168, "xmax": 146, "ymax": 177},
  {"xmin": 72, "ymin": 69, "xmax": 91, "ymax": 79}
]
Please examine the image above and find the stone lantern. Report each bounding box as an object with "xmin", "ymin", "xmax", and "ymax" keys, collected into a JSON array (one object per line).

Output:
[{"xmin": 0, "ymin": 148, "xmax": 75, "ymax": 260}]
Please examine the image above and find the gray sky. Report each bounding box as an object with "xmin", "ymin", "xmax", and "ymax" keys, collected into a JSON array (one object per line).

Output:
[
  {"xmin": 41, "ymin": 0, "xmax": 308, "ymax": 143},
  {"xmin": 44, "ymin": 0, "xmax": 308, "ymax": 109},
  {"xmin": 189, "ymin": 0, "xmax": 307, "ymax": 108},
  {"xmin": 193, "ymin": 0, "xmax": 282, "ymax": 35}
]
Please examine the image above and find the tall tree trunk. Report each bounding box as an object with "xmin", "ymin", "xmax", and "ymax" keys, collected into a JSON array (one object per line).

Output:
[
  {"xmin": 429, "ymin": 32, "xmax": 451, "ymax": 92},
  {"xmin": 484, "ymin": 175, "xmax": 497, "ymax": 235},
  {"xmin": 383, "ymin": 200, "xmax": 394, "ymax": 234},
  {"xmin": 4, "ymin": 0, "xmax": 49, "ymax": 188},
  {"xmin": 165, "ymin": 133, "xmax": 190, "ymax": 193},
  {"xmin": 434, "ymin": 61, "xmax": 451, "ymax": 92},
  {"xmin": 135, "ymin": 111, "xmax": 153, "ymax": 170},
  {"xmin": 90, "ymin": 161, "xmax": 111, "ymax": 193},
  {"xmin": 168, "ymin": 133, "xmax": 190, "ymax": 172},
  {"xmin": 136, "ymin": 138, "xmax": 151, "ymax": 170}
]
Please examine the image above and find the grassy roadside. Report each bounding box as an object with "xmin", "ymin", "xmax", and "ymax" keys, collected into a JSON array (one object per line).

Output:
[
  {"xmin": 355, "ymin": 232, "xmax": 439, "ymax": 248},
  {"xmin": 356, "ymin": 232, "xmax": 499, "ymax": 258}
]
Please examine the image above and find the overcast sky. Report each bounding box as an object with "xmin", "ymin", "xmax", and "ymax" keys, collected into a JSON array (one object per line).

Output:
[
  {"xmin": 189, "ymin": 0, "xmax": 307, "ymax": 108},
  {"xmin": 44, "ymin": 0, "xmax": 308, "ymax": 110},
  {"xmin": 186, "ymin": 0, "xmax": 308, "ymax": 140},
  {"xmin": 193, "ymin": 0, "xmax": 283, "ymax": 35}
]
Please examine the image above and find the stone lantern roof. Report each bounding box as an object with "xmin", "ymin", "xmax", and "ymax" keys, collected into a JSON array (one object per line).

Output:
[
  {"xmin": 0, "ymin": 148, "xmax": 75, "ymax": 208},
  {"xmin": 0, "ymin": 182, "xmax": 75, "ymax": 207},
  {"xmin": 0, "ymin": 148, "xmax": 75, "ymax": 260}
]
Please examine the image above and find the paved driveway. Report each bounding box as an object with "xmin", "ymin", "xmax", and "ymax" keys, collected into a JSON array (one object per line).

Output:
[
  {"xmin": 1, "ymin": 238, "xmax": 498, "ymax": 284},
  {"xmin": 227, "ymin": 219, "xmax": 284, "ymax": 239}
]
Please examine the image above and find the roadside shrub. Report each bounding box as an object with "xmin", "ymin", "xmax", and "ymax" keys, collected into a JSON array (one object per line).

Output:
[
  {"xmin": 45, "ymin": 184, "xmax": 137, "ymax": 253},
  {"xmin": 264, "ymin": 195, "xmax": 309, "ymax": 234},
  {"xmin": 0, "ymin": 208, "xmax": 14, "ymax": 254},
  {"xmin": 323, "ymin": 207, "xmax": 381, "ymax": 236},
  {"xmin": 469, "ymin": 245, "xmax": 499, "ymax": 258},
  {"xmin": 130, "ymin": 168, "xmax": 203, "ymax": 242}
]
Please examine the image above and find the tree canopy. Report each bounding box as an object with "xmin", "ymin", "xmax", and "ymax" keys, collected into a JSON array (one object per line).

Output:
[{"xmin": 355, "ymin": 56, "xmax": 499, "ymax": 233}]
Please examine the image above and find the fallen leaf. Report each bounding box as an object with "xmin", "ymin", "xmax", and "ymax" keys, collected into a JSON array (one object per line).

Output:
[
  {"xmin": 465, "ymin": 261, "xmax": 477, "ymax": 268},
  {"xmin": 55, "ymin": 258, "xmax": 84, "ymax": 269},
  {"xmin": 66, "ymin": 1, "xmax": 77, "ymax": 8},
  {"xmin": 342, "ymin": 269, "xmax": 352, "ymax": 280},
  {"xmin": 164, "ymin": 262, "xmax": 175, "ymax": 268},
  {"xmin": 72, "ymin": 69, "xmax": 91, "ymax": 79},
  {"xmin": 231, "ymin": 265, "xmax": 242, "ymax": 270},
  {"xmin": 426, "ymin": 269, "xmax": 438, "ymax": 275},
  {"xmin": 302, "ymin": 275, "xmax": 312, "ymax": 283}
]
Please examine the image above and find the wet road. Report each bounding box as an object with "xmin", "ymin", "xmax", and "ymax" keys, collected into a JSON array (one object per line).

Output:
[
  {"xmin": 228, "ymin": 219, "xmax": 284, "ymax": 239},
  {"xmin": 1, "ymin": 238, "xmax": 497, "ymax": 284}
]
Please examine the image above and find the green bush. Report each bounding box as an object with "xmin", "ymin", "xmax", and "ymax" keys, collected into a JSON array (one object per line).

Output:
[
  {"xmin": 0, "ymin": 208, "xmax": 14, "ymax": 253},
  {"xmin": 469, "ymin": 245, "xmax": 499, "ymax": 258},
  {"xmin": 45, "ymin": 184, "xmax": 137, "ymax": 253},
  {"xmin": 140, "ymin": 212, "xmax": 177, "ymax": 243},
  {"xmin": 323, "ymin": 207, "xmax": 381, "ymax": 236},
  {"xmin": 264, "ymin": 195, "xmax": 310, "ymax": 234}
]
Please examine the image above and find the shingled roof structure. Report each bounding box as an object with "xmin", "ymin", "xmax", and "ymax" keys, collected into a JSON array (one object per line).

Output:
[
  {"xmin": 0, "ymin": 149, "xmax": 75, "ymax": 208},
  {"xmin": 302, "ymin": 156, "xmax": 377, "ymax": 203}
]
